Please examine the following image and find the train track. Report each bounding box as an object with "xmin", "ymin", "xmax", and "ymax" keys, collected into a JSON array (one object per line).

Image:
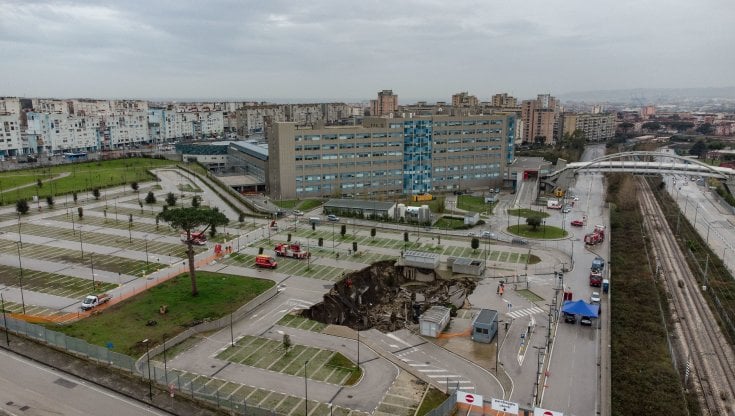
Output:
[{"xmin": 638, "ymin": 178, "xmax": 735, "ymax": 415}]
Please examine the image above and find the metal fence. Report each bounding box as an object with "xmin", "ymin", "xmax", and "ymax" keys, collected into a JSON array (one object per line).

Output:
[{"xmin": 424, "ymin": 393, "xmax": 457, "ymax": 416}]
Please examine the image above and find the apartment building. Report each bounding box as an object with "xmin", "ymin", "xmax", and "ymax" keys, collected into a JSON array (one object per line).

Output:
[
  {"xmin": 452, "ymin": 92, "xmax": 479, "ymax": 108},
  {"xmin": 521, "ymin": 94, "xmax": 560, "ymax": 144},
  {"xmin": 561, "ymin": 113, "xmax": 616, "ymax": 141},
  {"xmin": 267, "ymin": 114, "xmax": 515, "ymax": 199},
  {"xmin": 491, "ymin": 93, "xmax": 518, "ymax": 108},
  {"xmin": 235, "ymin": 105, "xmax": 286, "ymax": 135},
  {"xmin": 369, "ymin": 90, "xmax": 398, "ymax": 116},
  {"xmin": 25, "ymin": 112, "xmax": 101, "ymax": 153}
]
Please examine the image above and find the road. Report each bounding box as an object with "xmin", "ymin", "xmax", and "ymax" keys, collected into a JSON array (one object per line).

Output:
[
  {"xmin": 0, "ymin": 348, "xmax": 169, "ymax": 416},
  {"xmin": 540, "ymin": 144, "xmax": 608, "ymax": 415}
]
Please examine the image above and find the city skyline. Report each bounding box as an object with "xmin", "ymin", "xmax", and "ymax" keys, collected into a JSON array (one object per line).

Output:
[{"xmin": 1, "ymin": 0, "xmax": 733, "ymax": 102}]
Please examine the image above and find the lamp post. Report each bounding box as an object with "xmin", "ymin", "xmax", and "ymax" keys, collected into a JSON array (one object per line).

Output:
[
  {"xmin": 142, "ymin": 339, "xmax": 153, "ymax": 400},
  {"xmin": 144, "ymin": 235, "xmax": 149, "ymax": 267},
  {"xmin": 495, "ymin": 319, "xmax": 504, "ymax": 373},
  {"xmin": 304, "ymin": 360, "xmax": 309, "ymax": 415},
  {"xmin": 533, "ymin": 346, "xmax": 545, "ymax": 406},
  {"xmin": 356, "ymin": 328, "xmax": 360, "ymax": 366},
  {"xmin": 90, "ymin": 253, "xmax": 96, "ymax": 290},
  {"xmin": 15, "ymin": 241, "xmax": 26, "ymax": 314},
  {"xmin": 1, "ymin": 293, "xmax": 10, "ymax": 346},
  {"xmin": 17, "ymin": 213, "xmax": 22, "ymax": 248},
  {"xmin": 79, "ymin": 228, "xmax": 84, "ymax": 260}
]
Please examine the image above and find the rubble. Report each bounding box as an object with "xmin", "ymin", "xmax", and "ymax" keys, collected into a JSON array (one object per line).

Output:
[{"xmin": 302, "ymin": 260, "xmax": 477, "ymax": 332}]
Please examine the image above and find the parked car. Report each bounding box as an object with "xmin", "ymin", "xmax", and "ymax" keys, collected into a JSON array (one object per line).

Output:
[
  {"xmin": 580, "ymin": 316, "xmax": 593, "ymax": 326},
  {"xmin": 327, "ymin": 214, "xmax": 340, "ymax": 222},
  {"xmin": 590, "ymin": 291, "xmax": 601, "ymax": 304},
  {"xmin": 481, "ymin": 230, "xmax": 496, "ymax": 239},
  {"xmin": 571, "ymin": 219, "xmax": 584, "ymax": 227},
  {"xmin": 292, "ymin": 209, "xmax": 304, "ymax": 216},
  {"xmin": 563, "ymin": 312, "xmax": 576, "ymax": 324},
  {"xmin": 511, "ymin": 238, "xmax": 528, "ymax": 245},
  {"xmin": 572, "ymin": 196, "xmax": 579, "ymax": 201},
  {"xmin": 562, "ymin": 206, "xmax": 572, "ymax": 213},
  {"xmin": 466, "ymin": 231, "xmax": 476, "ymax": 237}
]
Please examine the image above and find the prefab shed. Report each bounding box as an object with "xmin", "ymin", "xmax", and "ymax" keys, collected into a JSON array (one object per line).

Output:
[
  {"xmin": 419, "ymin": 306, "xmax": 451, "ymax": 338},
  {"xmin": 451, "ymin": 257, "xmax": 486, "ymax": 276},
  {"xmin": 471, "ymin": 309, "xmax": 498, "ymax": 343},
  {"xmin": 403, "ymin": 250, "xmax": 440, "ymax": 270}
]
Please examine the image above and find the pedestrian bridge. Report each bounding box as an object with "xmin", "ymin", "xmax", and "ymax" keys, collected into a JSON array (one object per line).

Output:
[{"xmin": 545, "ymin": 151, "xmax": 735, "ymax": 181}]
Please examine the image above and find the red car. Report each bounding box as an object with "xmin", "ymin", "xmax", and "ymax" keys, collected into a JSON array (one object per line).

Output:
[{"xmin": 571, "ymin": 219, "xmax": 584, "ymax": 227}]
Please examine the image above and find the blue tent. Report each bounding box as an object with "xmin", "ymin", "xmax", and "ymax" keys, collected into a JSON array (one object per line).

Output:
[{"xmin": 561, "ymin": 300, "xmax": 599, "ymax": 318}]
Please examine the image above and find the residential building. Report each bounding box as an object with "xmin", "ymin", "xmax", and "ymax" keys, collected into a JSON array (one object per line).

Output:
[
  {"xmin": 521, "ymin": 94, "xmax": 560, "ymax": 144},
  {"xmin": 491, "ymin": 93, "xmax": 518, "ymax": 108},
  {"xmin": 267, "ymin": 113, "xmax": 515, "ymax": 199},
  {"xmin": 25, "ymin": 112, "xmax": 100, "ymax": 153},
  {"xmin": 235, "ymin": 104, "xmax": 286, "ymax": 135},
  {"xmin": 452, "ymin": 92, "xmax": 479, "ymax": 108},
  {"xmin": 369, "ymin": 90, "xmax": 398, "ymax": 116},
  {"xmin": 561, "ymin": 113, "xmax": 616, "ymax": 141}
]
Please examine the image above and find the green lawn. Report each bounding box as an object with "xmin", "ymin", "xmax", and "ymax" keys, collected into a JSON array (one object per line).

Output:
[
  {"xmin": 416, "ymin": 387, "xmax": 449, "ymax": 416},
  {"xmin": 273, "ymin": 199, "xmax": 323, "ymax": 211},
  {"xmin": 457, "ymin": 195, "xmax": 494, "ymax": 214},
  {"xmin": 0, "ymin": 158, "xmax": 176, "ymax": 205},
  {"xmin": 299, "ymin": 199, "xmax": 323, "ymax": 211},
  {"xmin": 507, "ymin": 208, "xmax": 550, "ymax": 219},
  {"xmin": 433, "ymin": 216, "xmax": 467, "ymax": 229},
  {"xmin": 507, "ymin": 224, "xmax": 567, "ymax": 239},
  {"xmin": 407, "ymin": 196, "xmax": 445, "ymax": 213},
  {"xmin": 50, "ymin": 272, "xmax": 274, "ymax": 356}
]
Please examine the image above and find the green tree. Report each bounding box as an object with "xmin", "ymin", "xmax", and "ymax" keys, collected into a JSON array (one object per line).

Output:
[
  {"xmin": 145, "ymin": 191, "xmax": 157, "ymax": 204},
  {"xmin": 73, "ymin": 192, "xmax": 78, "ymax": 204},
  {"xmin": 191, "ymin": 195, "xmax": 201, "ymax": 208},
  {"xmin": 92, "ymin": 188, "xmax": 101, "ymax": 200},
  {"xmin": 696, "ymin": 123, "xmax": 714, "ymax": 135},
  {"xmin": 77, "ymin": 206, "xmax": 84, "ymax": 219},
  {"xmin": 618, "ymin": 122, "xmax": 634, "ymax": 137},
  {"xmin": 689, "ymin": 140, "xmax": 707, "ymax": 158},
  {"xmin": 471, "ymin": 237, "xmax": 479, "ymax": 252},
  {"xmin": 157, "ymin": 207, "xmax": 229, "ymax": 296},
  {"xmin": 642, "ymin": 121, "xmax": 661, "ymax": 131},
  {"xmin": 37, "ymin": 178, "xmax": 43, "ymax": 188},
  {"xmin": 46, "ymin": 195, "xmax": 54, "ymax": 208},
  {"xmin": 16, "ymin": 199, "xmax": 29, "ymax": 215},
  {"xmin": 526, "ymin": 217, "xmax": 541, "ymax": 231},
  {"xmin": 238, "ymin": 213, "xmax": 245, "ymax": 223},
  {"xmin": 370, "ymin": 228, "xmax": 376, "ymax": 239},
  {"xmin": 340, "ymin": 224, "xmax": 346, "ymax": 237},
  {"xmin": 165, "ymin": 192, "xmax": 177, "ymax": 207},
  {"xmin": 131, "ymin": 181, "xmax": 139, "ymax": 193}
]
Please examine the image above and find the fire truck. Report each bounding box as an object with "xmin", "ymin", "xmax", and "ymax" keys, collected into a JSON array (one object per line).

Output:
[
  {"xmin": 274, "ymin": 242, "xmax": 311, "ymax": 259},
  {"xmin": 584, "ymin": 224, "xmax": 606, "ymax": 245},
  {"xmin": 180, "ymin": 231, "xmax": 207, "ymax": 246}
]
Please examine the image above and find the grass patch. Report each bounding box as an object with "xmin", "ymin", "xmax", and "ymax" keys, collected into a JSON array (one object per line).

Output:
[
  {"xmin": 516, "ymin": 289, "xmax": 544, "ymax": 302},
  {"xmin": 177, "ymin": 183, "xmax": 202, "ymax": 193},
  {"xmin": 416, "ymin": 387, "xmax": 449, "ymax": 416},
  {"xmin": 507, "ymin": 208, "xmax": 549, "ymax": 219},
  {"xmin": 457, "ymin": 195, "xmax": 494, "ymax": 214},
  {"xmin": 298, "ymin": 199, "xmax": 323, "ymax": 211},
  {"xmin": 433, "ymin": 216, "xmax": 467, "ymax": 229},
  {"xmin": 507, "ymin": 224, "xmax": 567, "ymax": 239},
  {"xmin": 407, "ymin": 196, "xmax": 445, "ymax": 213},
  {"xmin": 327, "ymin": 352, "xmax": 362, "ymax": 385},
  {"xmin": 50, "ymin": 272, "xmax": 274, "ymax": 356},
  {"xmin": 0, "ymin": 158, "xmax": 175, "ymax": 205},
  {"xmin": 273, "ymin": 199, "xmax": 299, "ymax": 209}
]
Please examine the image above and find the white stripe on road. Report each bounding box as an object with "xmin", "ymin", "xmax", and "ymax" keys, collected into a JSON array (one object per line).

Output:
[
  {"xmin": 418, "ymin": 369, "xmax": 448, "ymax": 373},
  {"xmin": 427, "ymin": 374, "xmax": 462, "ymax": 378}
]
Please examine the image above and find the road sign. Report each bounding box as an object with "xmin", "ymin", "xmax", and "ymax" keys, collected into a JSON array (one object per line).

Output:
[
  {"xmin": 533, "ymin": 407, "xmax": 563, "ymax": 416},
  {"xmin": 457, "ymin": 391, "xmax": 483, "ymax": 406},
  {"xmin": 491, "ymin": 398, "xmax": 519, "ymax": 414}
]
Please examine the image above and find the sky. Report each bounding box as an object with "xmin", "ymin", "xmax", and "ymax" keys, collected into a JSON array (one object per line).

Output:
[{"xmin": 1, "ymin": 0, "xmax": 733, "ymax": 103}]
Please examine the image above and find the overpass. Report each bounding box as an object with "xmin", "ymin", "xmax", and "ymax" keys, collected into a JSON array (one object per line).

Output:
[{"xmin": 544, "ymin": 151, "xmax": 735, "ymax": 181}]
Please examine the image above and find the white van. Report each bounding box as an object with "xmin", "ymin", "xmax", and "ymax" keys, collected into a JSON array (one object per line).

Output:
[{"xmin": 309, "ymin": 217, "xmax": 321, "ymax": 225}]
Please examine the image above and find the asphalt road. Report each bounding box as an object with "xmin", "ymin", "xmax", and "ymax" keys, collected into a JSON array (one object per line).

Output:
[{"xmin": 0, "ymin": 348, "xmax": 169, "ymax": 416}]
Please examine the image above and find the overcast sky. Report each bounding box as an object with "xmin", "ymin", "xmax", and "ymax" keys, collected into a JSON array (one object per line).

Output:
[{"xmin": 1, "ymin": 0, "xmax": 733, "ymax": 102}]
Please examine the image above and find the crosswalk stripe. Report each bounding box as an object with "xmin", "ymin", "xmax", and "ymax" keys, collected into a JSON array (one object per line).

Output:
[
  {"xmin": 418, "ymin": 369, "xmax": 447, "ymax": 373},
  {"xmin": 437, "ymin": 380, "xmax": 472, "ymax": 384},
  {"xmin": 427, "ymin": 374, "xmax": 462, "ymax": 378}
]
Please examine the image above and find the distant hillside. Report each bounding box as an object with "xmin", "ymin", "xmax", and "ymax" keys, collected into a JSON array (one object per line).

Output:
[{"xmin": 559, "ymin": 87, "xmax": 735, "ymax": 103}]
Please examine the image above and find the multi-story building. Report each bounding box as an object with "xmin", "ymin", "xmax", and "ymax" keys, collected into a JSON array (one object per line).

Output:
[
  {"xmin": 561, "ymin": 113, "xmax": 616, "ymax": 141},
  {"xmin": 491, "ymin": 93, "xmax": 518, "ymax": 108},
  {"xmin": 452, "ymin": 92, "xmax": 479, "ymax": 108},
  {"xmin": 25, "ymin": 112, "xmax": 100, "ymax": 153},
  {"xmin": 0, "ymin": 98, "xmax": 22, "ymax": 157},
  {"xmin": 521, "ymin": 94, "xmax": 560, "ymax": 144},
  {"xmin": 267, "ymin": 114, "xmax": 515, "ymax": 199},
  {"xmin": 369, "ymin": 90, "xmax": 398, "ymax": 117},
  {"xmin": 235, "ymin": 105, "xmax": 286, "ymax": 135}
]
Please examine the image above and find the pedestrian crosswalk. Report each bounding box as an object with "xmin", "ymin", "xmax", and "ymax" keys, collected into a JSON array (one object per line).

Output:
[
  {"xmin": 505, "ymin": 306, "xmax": 545, "ymax": 319},
  {"xmin": 398, "ymin": 357, "xmax": 475, "ymax": 390}
]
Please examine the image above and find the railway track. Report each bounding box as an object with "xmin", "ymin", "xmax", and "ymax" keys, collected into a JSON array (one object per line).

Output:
[{"xmin": 638, "ymin": 178, "xmax": 735, "ymax": 415}]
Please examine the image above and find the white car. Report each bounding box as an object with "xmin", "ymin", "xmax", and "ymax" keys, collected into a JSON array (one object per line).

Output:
[
  {"xmin": 467, "ymin": 232, "xmax": 476, "ymax": 237},
  {"xmin": 590, "ymin": 291, "xmax": 601, "ymax": 304},
  {"xmin": 292, "ymin": 209, "xmax": 304, "ymax": 216},
  {"xmin": 573, "ymin": 196, "xmax": 579, "ymax": 201},
  {"xmin": 481, "ymin": 231, "xmax": 496, "ymax": 239}
]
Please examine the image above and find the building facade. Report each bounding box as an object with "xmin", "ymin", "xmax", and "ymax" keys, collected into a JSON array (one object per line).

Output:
[
  {"xmin": 491, "ymin": 93, "xmax": 518, "ymax": 108},
  {"xmin": 561, "ymin": 113, "xmax": 616, "ymax": 141},
  {"xmin": 521, "ymin": 94, "xmax": 560, "ymax": 144},
  {"xmin": 267, "ymin": 114, "xmax": 515, "ymax": 199},
  {"xmin": 452, "ymin": 92, "xmax": 479, "ymax": 108},
  {"xmin": 369, "ymin": 90, "xmax": 398, "ymax": 116}
]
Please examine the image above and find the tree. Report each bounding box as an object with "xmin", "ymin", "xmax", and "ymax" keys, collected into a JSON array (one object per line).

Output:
[
  {"xmin": 166, "ymin": 192, "xmax": 177, "ymax": 207},
  {"xmin": 37, "ymin": 178, "xmax": 43, "ymax": 188},
  {"xmin": 471, "ymin": 237, "xmax": 479, "ymax": 252},
  {"xmin": 696, "ymin": 123, "xmax": 714, "ymax": 135},
  {"xmin": 618, "ymin": 122, "xmax": 634, "ymax": 138},
  {"xmin": 689, "ymin": 140, "xmax": 707, "ymax": 158},
  {"xmin": 16, "ymin": 199, "xmax": 29, "ymax": 215},
  {"xmin": 191, "ymin": 195, "xmax": 201, "ymax": 208},
  {"xmin": 73, "ymin": 192, "xmax": 78, "ymax": 204},
  {"xmin": 238, "ymin": 213, "xmax": 245, "ymax": 224},
  {"xmin": 46, "ymin": 195, "xmax": 54, "ymax": 208},
  {"xmin": 77, "ymin": 206, "xmax": 84, "ymax": 219},
  {"xmin": 157, "ymin": 207, "xmax": 229, "ymax": 296},
  {"xmin": 526, "ymin": 217, "xmax": 541, "ymax": 231},
  {"xmin": 145, "ymin": 191, "xmax": 157, "ymax": 204},
  {"xmin": 340, "ymin": 224, "xmax": 346, "ymax": 237},
  {"xmin": 131, "ymin": 182, "xmax": 139, "ymax": 193},
  {"xmin": 92, "ymin": 188, "xmax": 101, "ymax": 200},
  {"xmin": 642, "ymin": 121, "xmax": 661, "ymax": 131},
  {"xmin": 371, "ymin": 228, "xmax": 376, "ymax": 239},
  {"xmin": 404, "ymin": 231, "xmax": 409, "ymax": 243}
]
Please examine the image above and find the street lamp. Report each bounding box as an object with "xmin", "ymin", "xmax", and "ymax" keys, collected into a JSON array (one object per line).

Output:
[
  {"xmin": 90, "ymin": 253, "xmax": 96, "ymax": 290},
  {"xmin": 79, "ymin": 228, "xmax": 84, "ymax": 260},
  {"xmin": 495, "ymin": 319, "xmax": 504, "ymax": 373},
  {"xmin": 144, "ymin": 235, "xmax": 149, "ymax": 267},
  {"xmin": 14, "ymin": 241, "xmax": 26, "ymax": 314},
  {"xmin": 304, "ymin": 360, "xmax": 309, "ymax": 415},
  {"xmin": 142, "ymin": 339, "xmax": 153, "ymax": 400},
  {"xmin": 17, "ymin": 213, "xmax": 22, "ymax": 248}
]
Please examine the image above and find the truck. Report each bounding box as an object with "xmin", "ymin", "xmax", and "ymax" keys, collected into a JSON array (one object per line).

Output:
[
  {"xmin": 269, "ymin": 220, "xmax": 279, "ymax": 232},
  {"xmin": 255, "ymin": 254, "xmax": 278, "ymax": 269},
  {"xmin": 411, "ymin": 193, "xmax": 434, "ymax": 202},
  {"xmin": 274, "ymin": 242, "xmax": 311, "ymax": 259},
  {"xmin": 589, "ymin": 271, "xmax": 603, "ymax": 287},
  {"xmin": 547, "ymin": 199, "xmax": 562, "ymax": 209},
  {"xmin": 81, "ymin": 293, "xmax": 111, "ymax": 311},
  {"xmin": 180, "ymin": 231, "xmax": 207, "ymax": 246},
  {"xmin": 584, "ymin": 225, "xmax": 606, "ymax": 245}
]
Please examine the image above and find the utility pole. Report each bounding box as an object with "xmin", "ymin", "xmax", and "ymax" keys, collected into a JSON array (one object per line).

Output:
[{"xmin": 533, "ymin": 346, "xmax": 545, "ymax": 406}]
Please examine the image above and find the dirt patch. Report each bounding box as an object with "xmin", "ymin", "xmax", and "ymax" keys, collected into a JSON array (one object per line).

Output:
[{"xmin": 303, "ymin": 260, "xmax": 477, "ymax": 332}]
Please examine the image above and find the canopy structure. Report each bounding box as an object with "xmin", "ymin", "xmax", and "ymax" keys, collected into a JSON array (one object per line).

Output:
[{"xmin": 561, "ymin": 300, "xmax": 599, "ymax": 318}]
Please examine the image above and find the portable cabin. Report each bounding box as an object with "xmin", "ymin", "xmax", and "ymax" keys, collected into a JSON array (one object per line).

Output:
[{"xmin": 471, "ymin": 309, "xmax": 499, "ymax": 343}]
